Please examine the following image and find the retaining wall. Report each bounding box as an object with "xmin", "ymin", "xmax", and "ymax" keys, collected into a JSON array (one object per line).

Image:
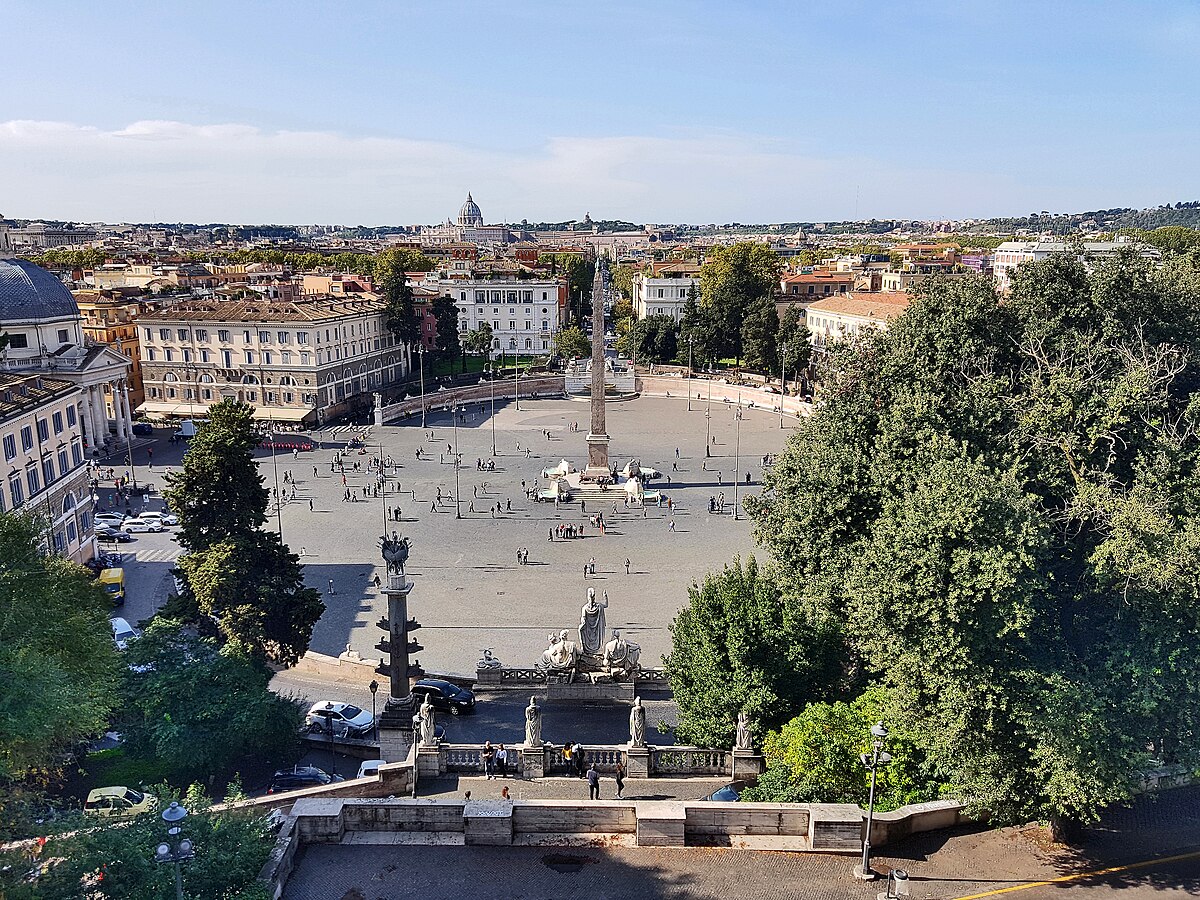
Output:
[{"xmin": 637, "ymin": 374, "xmax": 812, "ymax": 420}]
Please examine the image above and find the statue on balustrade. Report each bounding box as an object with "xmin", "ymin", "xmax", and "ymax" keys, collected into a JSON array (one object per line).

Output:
[
  {"xmin": 535, "ymin": 629, "xmax": 579, "ymax": 680},
  {"xmin": 629, "ymin": 695, "xmax": 646, "ymax": 748},
  {"xmin": 578, "ymin": 587, "xmax": 608, "ymax": 655},
  {"xmin": 418, "ymin": 695, "xmax": 437, "ymax": 747},
  {"xmin": 525, "ymin": 696, "xmax": 542, "ymax": 748},
  {"xmin": 735, "ymin": 711, "xmax": 753, "ymax": 751},
  {"xmin": 603, "ymin": 628, "xmax": 641, "ymax": 680}
]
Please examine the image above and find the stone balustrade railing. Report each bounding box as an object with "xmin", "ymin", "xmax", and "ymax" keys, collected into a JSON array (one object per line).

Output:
[
  {"xmin": 378, "ymin": 375, "xmax": 566, "ymax": 424},
  {"xmin": 430, "ymin": 743, "xmax": 734, "ymax": 779},
  {"xmin": 475, "ymin": 666, "xmax": 671, "ymax": 693}
]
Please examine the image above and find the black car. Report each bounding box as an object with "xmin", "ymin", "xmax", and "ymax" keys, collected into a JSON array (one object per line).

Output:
[
  {"xmin": 131, "ymin": 422, "xmax": 154, "ymax": 436},
  {"xmin": 266, "ymin": 765, "xmax": 344, "ymax": 794},
  {"xmin": 412, "ymin": 679, "xmax": 476, "ymax": 716},
  {"xmin": 96, "ymin": 526, "xmax": 135, "ymax": 544}
]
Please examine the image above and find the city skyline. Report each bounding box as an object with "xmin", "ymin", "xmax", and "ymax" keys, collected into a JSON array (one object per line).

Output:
[{"xmin": 3, "ymin": 0, "xmax": 1198, "ymax": 224}]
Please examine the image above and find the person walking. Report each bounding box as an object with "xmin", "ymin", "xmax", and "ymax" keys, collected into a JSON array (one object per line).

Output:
[
  {"xmin": 615, "ymin": 761, "xmax": 626, "ymax": 800},
  {"xmin": 496, "ymin": 744, "xmax": 508, "ymax": 778},
  {"xmin": 482, "ymin": 741, "xmax": 496, "ymax": 779},
  {"xmin": 624, "ymin": 558, "xmax": 631, "ymax": 575},
  {"xmin": 586, "ymin": 762, "xmax": 601, "ymax": 800},
  {"xmin": 573, "ymin": 742, "xmax": 586, "ymax": 778}
]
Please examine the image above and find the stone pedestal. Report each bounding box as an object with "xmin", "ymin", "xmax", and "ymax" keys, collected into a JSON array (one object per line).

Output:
[
  {"xmin": 463, "ymin": 800, "xmax": 514, "ymax": 846},
  {"xmin": 377, "ymin": 725, "xmax": 412, "ymax": 765},
  {"xmin": 635, "ymin": 801, "xmax": 686, "ymax": 847},
  {"xmin": 521, "ymin": 745, "xmax": 545, "ymax": 779},
  {"xmin": 626, "ymin": 745, "xmax": 650, "ymax": 778},
  {"xmin": 417, "ymin": 745, "xmax": 442, "ymax": 779},
  {"xmin": 731, "ymin": 748, "xmax": 765, "ymax": 780}
]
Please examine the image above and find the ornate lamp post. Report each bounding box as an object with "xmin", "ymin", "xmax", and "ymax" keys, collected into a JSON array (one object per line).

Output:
[
  {"xmin": 452, "ymin": 403, "xmax": 462, "ymax": 519},
  {"xmin": 369, "ymin": 679, "xmax": 379, "ymax": 742},
  {"xmin": 705, "ymin": 363, "xmax": 713, "ymax": 457},
  {"xmin": 154, "ymin": 801, "xmax": 194, "ymax": 900},
  {"xmin": 418, "ymin": 345, "xmax": 427, "ymax": 429},
  {"xmin": 853, "ymin": 722, "xmax": 892, "ymax": 881},
  {"xmin": 513, "ymin": 352, "xmax": 520, "ymax": 412},
  {"xmin": 732, "ymin": 404, "xmax": 743, "ymax": 520},
  {"xmin": 489, "ymin": 363, "xmax": 496, "ymax": 455},
  {"xmin": 687, "ymin": 336, "xmax": 694, "ymax": 412}
]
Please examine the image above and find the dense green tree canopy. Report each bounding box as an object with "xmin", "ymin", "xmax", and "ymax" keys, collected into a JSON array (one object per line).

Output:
[
  {"xmin": 699, "ymin": 242, "xmax": 780, "ymax": 363},
  {"xmin": 539, "ymin": 253, "xmax": 595, "ymax": 323},
  {"xmin": 741, "ymin": 252, "xmax": 1200, "ymax": 828},
  {"xmin": 0, "ymin": 514, "xmax": 117, "ymax": 779},
  {"xmin": 430, "ymin": 293, "xmax": 460, "ymax": 362},
  {"xmin": 777, "ymin": 304, "xmax": 811, "ymax": 376},
  {"xmin": 376, "ymin": 247, "xmax": 424, "ymax": 345},
  {"xmin": 553, "ymin": 326, "xmax": 591, "ymax": 360},
  {"xmin": 620, "ymin": 314, "xmax": 679, "ymax": 364},
  {"xmin": 465, "ymin": 322, "xmax": 494, "ymax": 357}
]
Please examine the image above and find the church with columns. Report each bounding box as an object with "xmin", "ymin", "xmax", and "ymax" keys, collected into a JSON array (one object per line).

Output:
[{"xmin": 0, "ymin": 216, "xmax": 134, "ymax": 455}]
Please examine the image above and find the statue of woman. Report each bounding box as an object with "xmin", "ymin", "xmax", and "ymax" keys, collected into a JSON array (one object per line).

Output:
[
  {"xmin": 735, "ymin": 711, "xmax": 752, "ymax": 751},
  {"xmin": 578, "ymin": 587, "xmax": 608, "ymax": 655},
  {"xmin": 525, "ymin": 696, "xmax": 542, "ymax": 747},
  {"xmin": 629, "ymin": 696, "xmax": 646, "ymax": 748},
  {"xmin": 418, "ymin": 696, "xmax": 436, "ymax": 747}
]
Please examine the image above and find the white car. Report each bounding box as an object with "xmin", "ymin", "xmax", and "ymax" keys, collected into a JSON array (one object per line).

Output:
[
  {"xmin": 137, "ymin": 510, "xmax": 178, "ymax": 527},
  {"xmin": 121, "ymin": 516, "xmax": 163, "ymax": 533},
  {"xmin": 110, "ymin": 617, "xmax": 140, "ymax": 651},
  {"xmin": 356, "ymin": 759, "xmax": 385, "ymax": 780},
  {"xmin": 94, "ymin": 512, "xmax": 126, "ymax": 528},
  {"xmin": 305, "ymin": 701, "xmax": 375, "ymax": 738}
]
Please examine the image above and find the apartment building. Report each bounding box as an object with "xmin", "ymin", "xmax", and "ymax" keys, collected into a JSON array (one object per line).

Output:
[
  {"xmin": 75, "ymin": 290, "xmax": 150, "ymax": 412},
  {"xmin": 0, "ymin": 373, "xmax": 93, "ymax": 562},
  {"xmin": 631, "ymin": 263, "xmax": 700, "ymax": 321},
  {"xmin": 445, "ymin": 278, "xmax": 567, "ymax": 356},
  {"xmin": 136, "ymin": 295, "xmax": 408, "ymax": 425},
  {"xmin": 993, "ymin": 240, "xmax": 1162, "ymax": 292},
  {"xmin": 806, "ymin": 291, "xmax": 910, "ymax": 352}
]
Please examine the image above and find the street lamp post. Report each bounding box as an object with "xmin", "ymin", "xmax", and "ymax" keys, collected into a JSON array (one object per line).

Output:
[
  {"xmin": 705, "ymin": 364, "xmax": 713, "ymax": 458},
  {"xmin": 513, "ymin": 353, "xmax": 520, "ymax": 412},
  {"xmin": 853, "ymin": 722, "xmax": 892, "ymax": 881},
  {"xmin": 154, "ymin": 801, "xmax": 194, "ymax": 900},
  {"xmin": 418, "ymin": 346, "xmax": 427, "ymax": 429},
  {"xmin": 489, "ymin": 363, "xmax": 496, "ymax": 455},
  {"xmin": 369, "ymin": 679, "xmax": 379, "ymax": 742},
  {"xmin": 780, "ymin": 346, "xmax": 787, "ymax": 429},
  {"xmin": 452, "ymin": 404, "xmax": 462, "ymax": 519},
  {"xmin": 733, "ymin": 404, "xmax": 743, "ymax": 520}
]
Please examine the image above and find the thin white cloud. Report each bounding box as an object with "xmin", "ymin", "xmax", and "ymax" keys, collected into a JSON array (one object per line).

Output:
[{"xmin": 0, "ymin": 118, "xmax": 1184, "ymax": 224}]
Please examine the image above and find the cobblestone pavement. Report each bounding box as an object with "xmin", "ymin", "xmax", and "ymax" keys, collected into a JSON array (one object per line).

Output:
[
  {"xmin": 416, "ymin": 774, "xmax": 728, "ymax": 802},
  {"xmin": 281, "ymin": 788, "xmax": 1200, "ymax": 900}
]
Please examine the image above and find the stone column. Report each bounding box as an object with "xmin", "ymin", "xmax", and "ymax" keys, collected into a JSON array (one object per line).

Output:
[
  {"xmin": 120, "ymin": 383, "xmax": 135, "ymax": 448},
  {"xmin": 626, "ymin": 745, "xmax": 650, "ymax": 778},
  {"xmin": 88, "ymin": 387, "xmax": 107, "ymax": 446},
  {"xmin": 111, "ymin": 383, "xmax": 126, "ymax": 445}
]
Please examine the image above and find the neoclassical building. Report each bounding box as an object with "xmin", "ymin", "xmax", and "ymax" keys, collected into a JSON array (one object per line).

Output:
[
  {"xmin": 0, "ymin": 220, "xmax": 134, "ymax": 453},
  {"xmin": 419, "ymin": 193, "xmax": 512, "ymax": 245}
]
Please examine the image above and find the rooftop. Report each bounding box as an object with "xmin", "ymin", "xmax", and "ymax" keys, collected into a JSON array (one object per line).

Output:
[
  {"xmin": 806, "ymin": 291, "xmax": 910, "ymax": 321},
  {"xmin": 135, "ymin": 295, "xmax": 387, "ymax": 324},
  {"xmin": 0, "ymin": 372, "xmax": 76, "ymax": 422}
]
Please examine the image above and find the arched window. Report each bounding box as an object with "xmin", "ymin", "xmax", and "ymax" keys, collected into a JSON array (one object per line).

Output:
[
  {"xmin": 199, "ymin": 374, "xmax": 214, "ymax": 384},
  {"xmin": 163, "ymin": 372, "xmax": 179, "ymax": 383},
  {"xmin": 279, "ymin": 375, "xmax": 297, "ymax": 386},
  {"xmin": 241, "ymin": 374, "xmax": 259, "ymax": 385},
  {"xmin": 61, "ymin": 492, "xmax": 76, "ymax": 514}
]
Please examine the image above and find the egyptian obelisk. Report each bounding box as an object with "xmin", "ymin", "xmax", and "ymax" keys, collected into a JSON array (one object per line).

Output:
[{"xmin": 584, "ymin": 255, "xmax": 610, "ymax": 480}]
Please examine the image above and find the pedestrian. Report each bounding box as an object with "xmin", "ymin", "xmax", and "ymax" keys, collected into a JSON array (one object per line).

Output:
[
  {"xmin": 496, "ymin": 744, "xmax": 508, "ymax": 778},
  {"xmin": 482, "ymin": 741, "xmax": 496, "ymax": 779},
  {"xmin": 501, "ymin": 786, "xmax": 510, "ymax": 800},
  {"xmin": 583, "ymin": 564, "xmax": 588, "ymax": 579},
  {"xmin": 549, "ymin": 528, "xmax": 554, "ymax": 541},
  {"xmin": 669, "ymin": 519, "xmax": 676, "ymax": 532},
  {"xmin": 328, "ymin": 578, "xmax": 335, "ymax": 595},
  {"xmin": 470, "ymin": 501, "xmax": 475, "ymax": 513},
  {"xmin": 587, "ymin": 762, "xmax": 600, "ymax": 800},
  {"xmin": 300, "ymin": 547, "xmax": 306, "ymax": 557},
  {"xmin": 506, "ymin": 499, "xmax": 511, "ymax": 512},
  {"xmin": 615, "ymin": 761, "xmax": 626, "ymax": 799},
  {"xmin": 624, "ymin": 558, "xmax": 631, "ymax": 575}
]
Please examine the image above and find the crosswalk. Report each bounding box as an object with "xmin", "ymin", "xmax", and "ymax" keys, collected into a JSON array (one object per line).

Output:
[{"xmin": 131, "ymin": 546, "xmax": 183, "ymax": 564}]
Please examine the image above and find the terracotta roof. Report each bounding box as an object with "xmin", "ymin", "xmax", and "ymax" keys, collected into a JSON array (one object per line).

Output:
[
  {"xmin": 0, "ymin": 372, "xmax": 76, "ymax": 421},
  {"xmin": 805, "ymin": 291, "xmax": 910, "ymax": 321},
  {"xmin": 135, "ymin": 294, "xmax": 386, "ymax": 323},
  {"xmin": 781, "ymin": 271, "xmax": 855, "ymax": 284}
]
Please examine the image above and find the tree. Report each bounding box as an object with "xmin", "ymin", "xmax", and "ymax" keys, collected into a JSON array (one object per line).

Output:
[
  {"xmin": 739, "ymin": 295, "xmax": 779, "ymax": 372},
  {"xmin": 742, "ymin": 687, "xmax": 936, "ymax": 809},
  {"xmin": 553, "ymin": 326, "xmax": 591, "ymax": 360},
  {"xmin": 777, "ymin": 304, "xmax": 811, "ymax": 377},
  {"xmin": 375, "ymin": 247, "xmax": 420, "ymax": 346},
  {"xmin": 621, "ymin": 314, "xmax": 679, "ymax": 364},
  {"xmin": 610, "ymin": 265, "xmax": 636, "ymax": 300},
  {"xmin": 611, "ymin": 298, "xmax": 634, "ymax": 322},
  {"xmin": 465, "ymin": 322, "xmax": 494, "ymax": 358},
  {"xmin": 678, "ymin": 285, "xmax": 719, "ymax": 366},
  {"xmin": 0, "ymin": 513, "xmax": 117, "ymax": 780},
  {"xmin": 1141, "ymin": 226, "xmax": 1200, "ymax": 254},
  {"xmin": 430, "ymin": 293, "xmax": 460, "ymax": 365},
  {"xmin": 699, "ymin": 243, "xmax": 780, "ymax": 363},
  {"xmin": 540, "ymin": 253, "xmax": 595, "ymax": 323},
  {"xmin": 162, "ymin": 399, "xmax": 267, "ymax": 555},
  {"xmin": 665, "ymin": 557, "xmax": 841, "ymax": 748},
  {"xmin": 744, "ymin": 254, "xmax": 1200, "ymax": 833},
  {"xmin": 179, "ymin": 532, "xmax": 323, "ymax": 667},
  {"xmin": 119, "ymin": 620, "xmax": 302, "ymax": 779}
]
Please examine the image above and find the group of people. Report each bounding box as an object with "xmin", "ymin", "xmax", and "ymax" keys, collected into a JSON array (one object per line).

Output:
[
  {"xmin": 551, "ymin": 523, "xmax": 587, "ymax": 540},
  {"xmin": 514, "ymin": 547, "xmax": 531, "ymax": 565},
  {"xmin": 561, "ymin": 743, "xmax": 626, "ymax": 800},
  {"xmin": 480, "ymin": 741, "xmax": 511, "ymax": 779},
  {"xmin": 707, "ymin": 492, "xmax": 727, "ymax": 514},
  {"xmin": 475, "ymin": 458, "xmax": 497, "ymax": 471}
]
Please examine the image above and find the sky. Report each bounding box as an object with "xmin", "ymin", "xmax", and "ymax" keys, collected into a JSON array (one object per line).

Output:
[{"xmin": 2, "ymin": 0, "xmax": 1198, "ymax": 225}]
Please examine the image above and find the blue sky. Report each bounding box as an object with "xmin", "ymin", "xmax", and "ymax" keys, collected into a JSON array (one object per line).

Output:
[{"xmin": 2, "ymin": 1, "xmax": 1197, "ymax": 224}]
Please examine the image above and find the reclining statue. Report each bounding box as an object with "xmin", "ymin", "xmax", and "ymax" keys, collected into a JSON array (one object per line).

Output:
[
  {"xmin": 603, "ymin": 628, "xmax": 641, "ymax": 680},
  {"xmin": 535, "ymin": 629, "xmax": 579, "ymax": 680}
]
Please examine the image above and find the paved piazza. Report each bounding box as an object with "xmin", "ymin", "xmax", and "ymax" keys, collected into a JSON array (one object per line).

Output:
[{"xmin": 274, "ymin": 394, "xmax": 788, "ymax": 675}]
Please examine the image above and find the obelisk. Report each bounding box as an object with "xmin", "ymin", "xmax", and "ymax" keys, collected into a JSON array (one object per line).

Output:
[{"xmin": 585, "ymin": 256, "xmax": 611, "ymax": 481}]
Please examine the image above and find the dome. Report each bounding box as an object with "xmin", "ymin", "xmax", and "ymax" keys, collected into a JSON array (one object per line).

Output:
[
  {"xmin": 457, "ymin": 192, "xmax": 483, "ymax": 227},
  {"xmin": 0, "ymin": 258, "xmax": 80, "ymax": 321}
]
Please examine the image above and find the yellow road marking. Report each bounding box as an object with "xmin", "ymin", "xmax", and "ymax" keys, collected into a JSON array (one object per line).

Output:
[{"xmin": 949, "ymin": 847, "xmax": 1200, "ymax": 900}]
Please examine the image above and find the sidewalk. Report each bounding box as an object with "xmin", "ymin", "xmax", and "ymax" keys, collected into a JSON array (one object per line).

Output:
[{"xmin": 417, "ymin": 774, "xmax": 725, "ymax": 802}]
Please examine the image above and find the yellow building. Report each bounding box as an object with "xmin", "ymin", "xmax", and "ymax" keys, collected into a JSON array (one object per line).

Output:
[{"xmin": 75, "ymin": 290, "xmax": 148, "ymax": 413}]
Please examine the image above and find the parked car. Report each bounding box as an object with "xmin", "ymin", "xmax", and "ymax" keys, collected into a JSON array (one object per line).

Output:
[
  {"xmin": 266, "ymin": 766, "xmax": 344, "ymax": 794},
  {"xmin": 699, "ymin": 781, "xmax": 748, "ymax": 802},
  {"xmin": 121, "ymin": 516, "xmax": 163, "ymax": 533},
  {"xmin": 96, "ymin": 525, "xmax": 135, "ymax": 544},
  {"xmin": 110, "ymin": 617, "xmax": 140, "ymax": 651},
  {"xmin": 131, "ymin": 422, "xmax": 154, "ymax": 436},
  {"xmin": 94, "ymin": 512, "xmax": 127, "ymax": 528},
  {"xmin": 305, "ymin": 701, "xmax": 375, "ymax": 737},
  {"xmin": 411, "ymin": 679, "xmax": 476, "ymax": 716},
  {"xmin": 137, "ymin": 510, "xmax": 178, "ymax": 527},
  {"xmin": 356, "ymin": 759, "xmax": 385, "ymax": 780},
  {"xmin": 84, "ymin": 786, "xmax": 155, "ymax": 818}
]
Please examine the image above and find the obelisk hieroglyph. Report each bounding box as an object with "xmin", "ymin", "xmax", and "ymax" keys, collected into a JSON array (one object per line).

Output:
[{"xmin": 584, "ymin": 255, "xmax": 611, "ymax": 480}]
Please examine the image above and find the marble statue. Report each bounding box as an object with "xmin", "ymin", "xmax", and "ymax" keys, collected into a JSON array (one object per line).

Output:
[
  {"xmin": 735, "ymin": 711, "xmax": 753, "ymax": 751},
  {"xmin": 629, "ymin": 696, "xmax": 646, "ymax": 748},
  {"xmin": 578, "ymin": 587, "xmax": 608, "ymax": 655},
  {"xmin": 525, "ymin": 696, "xmax": 542, "ymax": 747},
  {"xmin": 536, "ymin": 629, "xmax": 579, "ymax": 676},
  {"xmin": 418, "ymin": 695, "xmax": 436, "ymax": 747},
  {"xmin": 603, "ymin": 628, "xmax": 641, "ymax": 680}
]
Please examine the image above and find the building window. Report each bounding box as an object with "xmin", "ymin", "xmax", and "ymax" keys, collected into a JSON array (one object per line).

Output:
[
  {"xmin": 149, "ymin": 387, "xmax": 159, "ymax": 398},
  {"xmin": 277, "ymin": 331, "xmax": 290, "ymax": 344},
  {"xmin": 541, "ymin": 340, "xmax": 548, "ymax": 350},
  {"xmin": 71, "ymin": 441, "xmax": 82, "ymax": 465},
  {"xmin": 36, "ymin": 419, "xmax": 49, "ymax": 442},
  {"xmin": 182, "ymin": 349, "xmax": 192, "ymax": 363},
  {"xmin": 298, "ymin": 331, "xmax": 309, "ymax": 344},
  {"xmin": 66, "ymin": 406, "xmax": 76, "ymax": 427},
  {"xmin": 300, "ymin": 352, "xmax": 311, "ymax": 365},
  {"xmin": 243, "ymin": 330, "xmax": 252, "ymax": 343},
  {"xmin": 222, "ymin": 350, "xmax": 232, "ymax": 367},
  {"xmin": 160, "ymin": 328, "xmax": 170, "ymax": 340},
  {"xmin": 51, "ymin": 411, "xmax": 63, "ymax": 434},
  {"xmin": 57, "ymin": 448, "xmax": 69, "ymax": 474},
  {"xmin": 7, "ymin": 333, "xmax": 27, "ymax": 349},
  {"xmin": 259, "ymin": 331, "xmax": 271, "ymax": 343},
  {"xmin": 196, "ymin": 328, "xmax": 208, "ymax": 341},
  {"xmin": 245, "ymin": 351, "xmax": 255, "ymax": 365},
  {"xmin": 218, "ymin": 329, "xmax": 230, "ymax": 342},
  {"xmin": 144, "ymin": 327, "xmax": 153, "ymax": 341},
  {"xmin": 542, "ymin": 320, "xmax": 549, "ymax": 330},
  {"xmin": 9, "ymin": 474, "xmax": 23, "ymax": 507},
  {"xmin": 66, "ymin": 521, "xmax": 77, "ymax": 544},
  {"xmin": 165, "ymin": 349, "xmax": 174, "ymax": 362},
  {"xmin": 26, "ymin": 466, "xmax": 40, "ymax": 495},
  {"xmin": 57, "ymin": 328, "xmax": 69, "ymax": 344},
  {"xmin": 147, "ymin": 348, "xmax": 157, "ymax": 361},
  {"xmin": 53, "ymin": 531, "xmax": 65, "ymax": 553},
  {"xmin": 42, "ymin": 458, "xmax": 55, "ymax": 485},
  {"xmin": 263, "ymin": 351, "xmax": 273, "ymax": 365},
  {"xmin": 200, "ymin": 349, "xmax": 210, "ymax": 363},
  {"xmin": 20, "ymin": 426, "xmax": 33, "ymax": 451},
  {"xmin": 177, "ymin": 329, "xmax": 189, "ymax": 341}
]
